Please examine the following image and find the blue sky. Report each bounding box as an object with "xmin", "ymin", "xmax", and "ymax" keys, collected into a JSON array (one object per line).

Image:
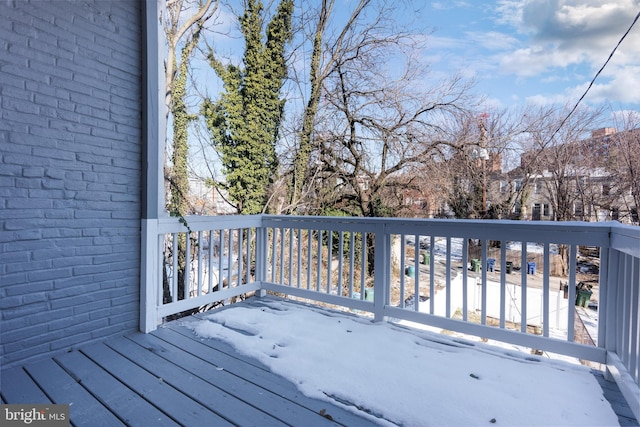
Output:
[
  {"xmin": 414, "ymin": 0, "xmax": 640, "ymax": 111},
  {"xmin": 196, "ymin": 0, "xmax": 640, "ymax": 112}
]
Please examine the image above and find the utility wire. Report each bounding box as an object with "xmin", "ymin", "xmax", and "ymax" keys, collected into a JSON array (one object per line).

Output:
[{"xmin": 547, "ymin": 10, "xmax": 640, "ymax": 143}]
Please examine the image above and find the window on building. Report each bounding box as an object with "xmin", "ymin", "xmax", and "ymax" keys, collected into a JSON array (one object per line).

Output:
[
  {"xmin": 632, "ymin": 207, "xmax": 639, "ymax": 224},
  {"xmin": 500, "ymin": 181, "xmax": 507, "ymax": 194},
  {"xmin": 543, "ymin": 203, "xmax": 550, "ymax": 217},
  {"xmin": 574, "ymin": 203, "xmax": 583, "ymax": 219},
  {"xmin": 535, "ymin": 181, "xmax": 542, "ymax": 194},
  {"xmin": 532, "ymin": 203, "xmax": 541, "ymax": 220},
  {"xmin": 514, "ymin": 202, "xmax": 521, "ymax": 216},
  {"xmin": 611, "ymin": 207, "xmax": 619, "ymax": 221},
  {"xmin": 514, "ymin": 179, "xmax": 522, "ymax": 192},
  {"xmin": 602, "ymin": 184, "xmax": 610, "ymax": 196}
]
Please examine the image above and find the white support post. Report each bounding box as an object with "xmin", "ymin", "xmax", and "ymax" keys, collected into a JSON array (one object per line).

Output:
[
  {"xmin": 140, "ymin": 0, "xmax": 166, "ymax": 332},
  {"xmin": 140, "ymin": 219, "xmax": 160, "ymax": 332},
  {"xmin": 255, "ymin": 221, "xmax": 268, "ymax": 297}
]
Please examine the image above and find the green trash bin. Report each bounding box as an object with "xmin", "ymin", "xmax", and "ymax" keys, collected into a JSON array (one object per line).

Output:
[
  {"xmin": 576, "ymin": 289, "xmax": 592, "ymax": 307},
  {"xmin": 471, "ymin": 259, "xmax": 481, "ymax": 272},
  {"xmin": 421, "ymin": 252, "xmax": 429, "ymax": 265},
  {"xmin": 506, "ymin": 261, "xmax": 513, "ymax": 274}
]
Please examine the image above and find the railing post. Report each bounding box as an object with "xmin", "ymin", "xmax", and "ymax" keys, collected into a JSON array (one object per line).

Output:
[
  {"xmin": 140, "ymin": 219, "xmax": 160, "ymax": 333},
  {"xmin": 255, "ymin": 219, "xmax": 268, "ymax": 297},
  {"xmin": 373, "ymin": 222, "xmax": 389, "ymax": 322}
]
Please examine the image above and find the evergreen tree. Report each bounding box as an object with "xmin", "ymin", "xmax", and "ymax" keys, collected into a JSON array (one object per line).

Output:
[{"xmin": 203, "ymin": 0, "xmax": 293, "ymax": 214}]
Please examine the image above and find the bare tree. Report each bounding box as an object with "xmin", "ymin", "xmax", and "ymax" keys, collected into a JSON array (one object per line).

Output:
[
  {"xmin": 283, "ymin": 0, "xmax": 372, "ymax": 212},
  {"xmin": 610, "ymin": 111, "xmax": 640, "ymax": 224},
  {"xmin": 523, "ymin": 105, "xmax": 604, "ymax": 222},
  {"xmin": 162, "ymin": 0, "xmax": 219, "ymax": 304},
  {"xmin": 274, "ymin": 2, "xmax": 474, "ymax": 273},
  {"xmin": 435, "ymin": 108, "xmax": 532, "ymax": 219}
]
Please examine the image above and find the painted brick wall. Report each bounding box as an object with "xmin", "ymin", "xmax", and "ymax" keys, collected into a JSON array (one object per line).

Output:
[{"xmin": 0, "ymin": 0, "xmax": 142, "ymax": 369}]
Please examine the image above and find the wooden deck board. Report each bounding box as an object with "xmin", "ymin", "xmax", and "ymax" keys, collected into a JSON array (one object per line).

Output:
[
  {"xmin": 149, "ymin": 326, "xmax": 373, "ymax": 426},
  {"xmin": 54, "ymin": 350, "xmax": 179, "ymax": 427},
  {"xmin": 1, "ymin": 366, "xmax": 52, "ymax": 404},
  {"xmin": 22, "ymin": 358, "xmax": 124, "ymax": 426},
  {"xmin": 79, "ymin": 342, "xmax": 233, "ymax": 426},
  {"xmin": 1, "ymin": 297, "xmax": 637, "ymax": 427},
  {"xmin": 105, "ymin": 335, "xmax": 284, "ymax": 427}
]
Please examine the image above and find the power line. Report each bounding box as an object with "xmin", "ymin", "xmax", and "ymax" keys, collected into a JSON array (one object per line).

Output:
[{"xmin": 548, "ymin": 9, "xmax": 640, "ymax": 143}]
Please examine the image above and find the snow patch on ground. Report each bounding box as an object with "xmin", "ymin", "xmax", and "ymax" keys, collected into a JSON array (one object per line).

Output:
[{"xmin": 188, "ymin": 299, "xmax": 618, "ymax": 426}]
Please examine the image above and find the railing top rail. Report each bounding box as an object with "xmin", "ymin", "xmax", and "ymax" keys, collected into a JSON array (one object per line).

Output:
[
  {"xmin": 610, "ymin": 223, "xmax": 640, "ymax": 257},
  {"xmin": 153, "ymin": 214, "xmax": 638, "ymax": 249},
  {"xmin": 262, "ymin": 215, "xmax": 631, "ymax": 246},
  {"xmin": 156, "ymin": 214, "xmax": 262, "ymax": 233}
]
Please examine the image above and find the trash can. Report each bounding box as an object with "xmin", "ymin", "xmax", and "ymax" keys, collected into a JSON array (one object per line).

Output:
[
  {"xmin": 506, "ymin": 261, "xmax": 513, "ymax": 274},
  {"xmin": 527, "ymin": 261, "xmax": 536, "ymax": 275},
  {"xmin": 365, "ymin": 288, "xmax": 374, "ymax": 301},
  {"xmin": 487, "ymin": 258, "xmax": 496, "ymax": 272},
  {"xmin": 421, "ymin": 252, "xmax": 429, "ymax": 265},
  {"xmin": 576, "ymin": 289, "xmax": 592, "ymax": 307},
  {"xmin": 471, "ymin": 259, "xmax": 481, "ymax": 272},
  {"xmin": 406, "ymin": 265, "xmax": 415, "ymax": 278}
]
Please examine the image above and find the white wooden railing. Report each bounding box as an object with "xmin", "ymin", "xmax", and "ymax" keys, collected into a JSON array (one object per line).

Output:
[{"xmin": 141, "ymin": 215, "xmax": 639, "ymax": 421}]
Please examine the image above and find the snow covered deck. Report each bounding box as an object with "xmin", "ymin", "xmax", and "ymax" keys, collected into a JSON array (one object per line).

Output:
[{"xmin": 1, "ymin": 296, "xmax": 637, "ymax": 426}]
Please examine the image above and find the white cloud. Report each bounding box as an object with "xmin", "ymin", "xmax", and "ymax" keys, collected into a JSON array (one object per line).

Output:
[
  {"xmin": 498, "ymin": 0, "xmax": 640, "ymax": 73},
  {"xmin": 465, "ymin": 30, "xmax": 520, "ymax": 51}
]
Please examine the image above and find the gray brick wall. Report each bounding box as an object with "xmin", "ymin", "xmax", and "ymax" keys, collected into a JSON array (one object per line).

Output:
[{"xmin": 0, "ymin": 0, "xmax": 142, "ymax": 369}]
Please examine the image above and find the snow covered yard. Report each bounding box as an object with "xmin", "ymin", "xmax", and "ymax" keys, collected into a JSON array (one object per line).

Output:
[{"xmin": 187, "ymin": 298, "xmax": 620, "ymax": 426}]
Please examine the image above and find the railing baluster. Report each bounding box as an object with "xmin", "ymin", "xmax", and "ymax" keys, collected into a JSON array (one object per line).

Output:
[
  {"xmin": 462, "ymin": 237, "xmax": 468, "ymax": 321},
  {"xmin": 622, "ymin": 254, "xmax": 632, "ymax": 367},
  {"xmin": 446, "ymin": 237, "xmax": 452, "ymax": 319},
  {"xmin": 567, "ymin": 244, "xmax": 577, "ymax": 341},
  {"xmin": 481, "ymin": 239, "xmax": 487, "ymax": 325},
  {"xmin": 296, "ymin": 229, "xmax": 302, "ymax": 288},
  {"xmin": 246, "ymin": 227, "xmax": 252, "ymax": 286},
  {"xmin": 218, "ymin": 230, "xmax": 225, "ymax": 288},
  {"xmin": 288, "ymin": 227, "xmax": 294, "ymax": 287},
  {"xmin": 400, "ymin": 234, "xmax": 406, "ymax": 308},
  {"xmin": 237, "ymin": 229, "xmax": 243, "ymax": 288},
  {"xmin": 171, "ymin": 233, "xmax": 178, "ymax": 302},
  {"xmin": 197, "ymin": 231, "xmax": 203, "ymax": 297},
  {"xmin": 499, "ymin": 241, "xmax": 506, "ymax": 329},
  {"xmin": 543, "ymin": 244, "xmax": 550, "ymax": 337},
  {"xmin": 338, "ymin": 231, "xmax": 344, "ymax": 297},
  {"xmin": 521, "ymin": 242, "xmax": 527, "ymax": 333},
  {"xmin": 185, "ymin": 232, "xmax": 191, "ymax": 299},
  {"xmin": 316, "ymin": 230, "xmax": 322, "ymax": 292},
  {"xmin": 349, "ymin": 232, "xmax": 355, "ymax": 298},
  {"xmin": 361, "ymin": 232, "xmax": 367, "ymax": 300},
  {"xmin": 327, "ymin": 230, "xmax": 333, "ymax": 294},
  {"xmin": 306, "ymin": 230, "xmax": 312, "ymax": 290},
  {"xmin": 208, "ymin": 230, "xmax": 214, "ymax": 293},
  {"xmin": 629, "ymin": 255, "xmax": 639, "ymax": 382},
  {"xmin": 430, "ymin": 236, "xmax": 436, "ymax": 316},
  {"xmin": 279, "ymin": 227, "xmax": 285, "ymax": 284},
  {"xmin": 414, "ymin": 234, "xmax": 420, "ymax": 312},
  {"xmin": 269, "ymin": 228, "xmax": 276, "ymax": 283}
]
